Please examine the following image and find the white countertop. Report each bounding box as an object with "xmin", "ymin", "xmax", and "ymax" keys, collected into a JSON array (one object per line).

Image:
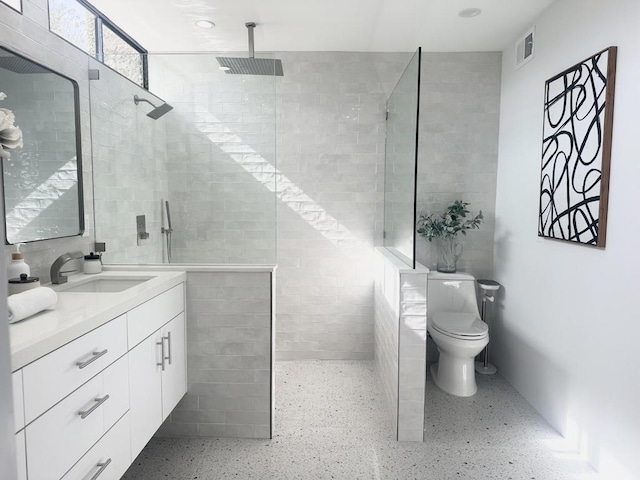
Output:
[{"xmin": 9, "ymin": 269, "xmax": 186, "ymax": 371}]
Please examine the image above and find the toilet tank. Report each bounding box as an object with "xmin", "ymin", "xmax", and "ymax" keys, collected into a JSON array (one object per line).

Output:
[{"xmin": 427, "ymin": 272, "xmax": 480, "ymax": 316}]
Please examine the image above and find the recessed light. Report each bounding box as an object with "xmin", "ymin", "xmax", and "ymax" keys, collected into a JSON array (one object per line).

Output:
[
  {"xmin": 218, "ymin": 66, "xmax": 231, "ymax": 71},
  {"xmin": 458, "ymin": 8, "xmax": 482, "ymax": 18},
  {"xmin": 195, "ymin": 20, "xmax": 215, "ymax": 29}
]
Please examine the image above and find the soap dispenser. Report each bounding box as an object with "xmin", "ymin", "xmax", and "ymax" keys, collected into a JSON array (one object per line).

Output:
[{"xmin": 7, "ymin": 243, "xmax": 30, "ymax": 279}]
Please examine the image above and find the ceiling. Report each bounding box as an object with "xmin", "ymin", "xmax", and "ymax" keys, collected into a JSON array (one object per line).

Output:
[{"xmin": 89, "ymin": 0, "xmax": 557, "ymax": 53}]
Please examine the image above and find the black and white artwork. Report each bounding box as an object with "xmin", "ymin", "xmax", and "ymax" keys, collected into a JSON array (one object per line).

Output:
[{"xmin": 538, "ymin": 47, "xmax": 617, "ymax": 248}]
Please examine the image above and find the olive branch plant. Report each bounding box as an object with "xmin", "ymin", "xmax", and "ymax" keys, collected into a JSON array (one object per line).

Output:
[{"xmin": 416, "ymin": 200, "xmax": 484, "ymax": 242}]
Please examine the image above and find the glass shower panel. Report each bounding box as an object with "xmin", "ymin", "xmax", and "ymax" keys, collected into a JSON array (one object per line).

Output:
[
  {"xmin": 90, "ymin": 53, "xmax": 277, "ymax": 265},
  {"xmin": 89, "ymin": 55, "xmax": 169, "ymax": 264},
  {"xmin": 383, "ymin": 48, "xmax": 421, "ymax": 268},
  {"xmin": 148, "ymin": 53, "xmax": 277, "ymax": 265}
]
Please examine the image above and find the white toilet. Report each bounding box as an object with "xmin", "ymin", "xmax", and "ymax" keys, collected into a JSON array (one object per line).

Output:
[{"xmin": 427, "ymin": 271, "xmax": 488, "ymax": 397}]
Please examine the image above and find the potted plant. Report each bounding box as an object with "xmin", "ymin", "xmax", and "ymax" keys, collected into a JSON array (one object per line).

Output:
[{"xmin": 416, "ymin": 200, "xmax": 483, "ymax": 273}]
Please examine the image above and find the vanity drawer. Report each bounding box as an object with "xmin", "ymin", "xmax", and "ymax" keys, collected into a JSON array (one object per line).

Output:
[
  {"xmin": 23, "ymin": 314, "xmax": 127, "ymax": 424},
  {"xmin": 61, "ymin": 412, "xmax": 131, "ymax": 480},
  {"xmin": 128, "ymin": 283, "xmax": 184, "ymax": 348},
  {"xmin": 26, "ymin": 355, "xmax": 129, "ymax": 480},
  {"xmin": 12, "ymin": 370, "xmax": 24, "ymax": 432}
]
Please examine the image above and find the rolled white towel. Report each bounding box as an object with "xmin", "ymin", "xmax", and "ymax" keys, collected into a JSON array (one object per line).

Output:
[{"xmin": 8, "ymin": 287, "xmax": 58, "ymax": 324}]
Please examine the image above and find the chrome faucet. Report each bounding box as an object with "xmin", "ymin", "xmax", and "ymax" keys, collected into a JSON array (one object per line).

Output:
[{"xmin": 50, "ymin": 251, "xmax": 84, "ymax": 284}]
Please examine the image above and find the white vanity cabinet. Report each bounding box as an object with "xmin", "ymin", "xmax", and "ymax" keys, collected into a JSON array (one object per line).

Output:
[
  {"xmin": 128, "ymin": 283, "xmax": 186, "ymax": 458},
  {"xmin": 10, "ymin": 278, "xmax": 187, "ymax": 480}
]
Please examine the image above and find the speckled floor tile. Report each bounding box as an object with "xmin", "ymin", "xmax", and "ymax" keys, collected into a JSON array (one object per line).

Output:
[{"xmin": 122, "ymin": 360, "xmax": 601, "ymax": 480}]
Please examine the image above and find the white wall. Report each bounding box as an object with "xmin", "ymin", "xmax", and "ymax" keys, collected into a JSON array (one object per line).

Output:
[{"xmin": 493, "ymin": 0, "xmax": 640, "ymax": 478}]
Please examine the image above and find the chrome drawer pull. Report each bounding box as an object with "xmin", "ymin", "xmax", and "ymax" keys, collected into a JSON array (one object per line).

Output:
[
  {"xmin": 89, "ymin": 458, "xmax": 112, "ymax": 480},
  {"xmin": 164, "ymin": 331, "xmax": 172, "ymax": 365},
  {"xmin": 157, "ymin": 338, "xmax": 165, "ymax": 371},
  {"xmin": 76, "ymin": 349, "xmax": 108, "ymax": 369},
  {"xmin": 78, "ymin": 395, "xmax": 110, "ymax": 419}
]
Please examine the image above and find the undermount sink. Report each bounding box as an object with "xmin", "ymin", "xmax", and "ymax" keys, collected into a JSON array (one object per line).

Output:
[{"xmin": 58, "ymin": 276, "xmax": 155, "ymax": 293}]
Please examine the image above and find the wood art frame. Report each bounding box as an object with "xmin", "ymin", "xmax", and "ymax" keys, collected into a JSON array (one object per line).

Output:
[{"xmin": 538, "ymin": 46, "xmax": 617, "ymax": 248}]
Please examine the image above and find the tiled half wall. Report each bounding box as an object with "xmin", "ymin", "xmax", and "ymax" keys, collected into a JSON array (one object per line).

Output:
[
  {"xmin": 373, "ymin": 248, "xmax": 427, "ymax": 441},
  {"xmin": 147, "ymin": 267, "xmax": 275, "ymax": 439}
]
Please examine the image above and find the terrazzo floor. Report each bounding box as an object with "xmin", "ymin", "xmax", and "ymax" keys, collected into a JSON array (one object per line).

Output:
[{"xmin": 122, "ymin": 360, "xmax": 600, "ymax": 479}]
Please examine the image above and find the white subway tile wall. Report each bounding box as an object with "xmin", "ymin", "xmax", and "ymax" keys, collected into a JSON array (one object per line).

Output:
[
  {"xmin": 157, "ymin": 271, "xmax": 273, "ymax": 439},
  {"xmin": 1, "ymin": 0, "xmax": 94, "ymax": 282}
]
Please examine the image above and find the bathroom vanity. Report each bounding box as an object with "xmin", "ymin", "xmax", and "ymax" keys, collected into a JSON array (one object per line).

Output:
[{"xmin": 9, "ymin": 270, "xmax": 187, "ymax": 480}]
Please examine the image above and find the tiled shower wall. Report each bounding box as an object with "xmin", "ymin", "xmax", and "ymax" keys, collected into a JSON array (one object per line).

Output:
[
  {"xmin": 416, "ymin": 53, "xmax": 502, "ymax": 279},
  {"xmin": 89, "ymin": 58, "xmax": 169, "ymax": 264},
  {"xmin": 0, "ymin": 0, "xmax": 94, "ymax": 282}
]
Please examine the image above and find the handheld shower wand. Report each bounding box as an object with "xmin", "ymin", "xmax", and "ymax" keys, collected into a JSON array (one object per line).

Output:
[{"xmin": 162, "ymin": 200, "xmax": 173, "ymax": 263}]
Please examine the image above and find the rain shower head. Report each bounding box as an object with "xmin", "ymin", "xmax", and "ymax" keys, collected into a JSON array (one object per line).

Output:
[
  {"xmin": 216, "ymin": 22, "xmax": 283, "ymax": 76},
  {"xmin": 133, "ymin": 94, "xmax": 173, "ymax": 119}
]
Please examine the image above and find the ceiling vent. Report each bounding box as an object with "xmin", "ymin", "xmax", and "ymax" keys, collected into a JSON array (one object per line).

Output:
[{"xmin": 515, "ymin": 26, "xmax": 535, "ymax": 69}]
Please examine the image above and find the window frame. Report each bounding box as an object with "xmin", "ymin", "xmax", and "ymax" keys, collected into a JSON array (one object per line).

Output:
[{"xmin": 48, "ymin": 0, "xmax": 149, "ymax": 89}]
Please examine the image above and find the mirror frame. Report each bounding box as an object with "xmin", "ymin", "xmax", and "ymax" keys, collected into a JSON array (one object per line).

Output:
[{"xmin": 1, "ymin": 45, "xmax": 85, "ymax": 244}]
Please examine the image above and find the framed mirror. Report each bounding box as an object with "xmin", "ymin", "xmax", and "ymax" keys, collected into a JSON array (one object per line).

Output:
[
  {"xmin": 0, "ymin": 45, "xmax": 84, "ymax": 244},
  {"xmin": 0, "ymin": 0, "xmax": 22, "ymax": 13}
]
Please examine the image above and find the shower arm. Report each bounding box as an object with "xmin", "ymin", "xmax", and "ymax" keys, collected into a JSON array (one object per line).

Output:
[
  {"xmin": 134, "ymin": 95, "xmax": 157, "ymax": 108},
  {"xmin": 246, "ymin": 22, "xmax": 255, "ymax": 58}
]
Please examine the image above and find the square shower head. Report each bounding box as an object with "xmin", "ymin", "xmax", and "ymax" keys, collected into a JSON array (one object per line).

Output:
[{"xmin": 216, "ymin": 57, "xmax": 284, "ymax": 76}]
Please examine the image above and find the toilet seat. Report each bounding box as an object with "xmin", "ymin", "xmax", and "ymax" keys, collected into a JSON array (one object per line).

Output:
[{"xmin": 431, "ymin": 312, "xmax": 488, "ymax": 339}]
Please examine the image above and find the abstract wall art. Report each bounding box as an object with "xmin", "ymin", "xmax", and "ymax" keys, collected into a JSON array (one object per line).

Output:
[{"xmin": 538, "ymin": 46, "xmax": 617, "ymax": 248}]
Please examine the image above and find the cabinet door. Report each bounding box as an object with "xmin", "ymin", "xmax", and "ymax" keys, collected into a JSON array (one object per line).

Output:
[
  {"xmin": 161, "ymin": 312, "xmax": 187, "ymax": 419},
  {"xmin": 128, "ymin": 331, "xmax": 163, "ymax": 460},
  {"xmin": 15, "ymin": 430, "xmax": 26, "ymax": 480}
]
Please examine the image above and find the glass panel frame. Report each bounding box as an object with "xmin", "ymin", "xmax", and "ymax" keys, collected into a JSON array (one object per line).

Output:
[
  {"xmin": 47, "ymin": 0, "xmax": 149, "ymax": 89},
  {"xmin": 383, "ymin": 47, "xmax": 421, "ymax": 268}
]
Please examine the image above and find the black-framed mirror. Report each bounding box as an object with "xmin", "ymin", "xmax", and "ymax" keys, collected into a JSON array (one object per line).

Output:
[{"xmin": 0, "ymin": 45, "xmax": 84, "ymax": 244}]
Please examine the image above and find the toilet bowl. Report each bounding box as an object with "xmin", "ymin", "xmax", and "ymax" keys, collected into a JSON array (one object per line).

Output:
[{"xmin": 427, "ymin": 272, "xmax": 488, "ymax": 397}]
